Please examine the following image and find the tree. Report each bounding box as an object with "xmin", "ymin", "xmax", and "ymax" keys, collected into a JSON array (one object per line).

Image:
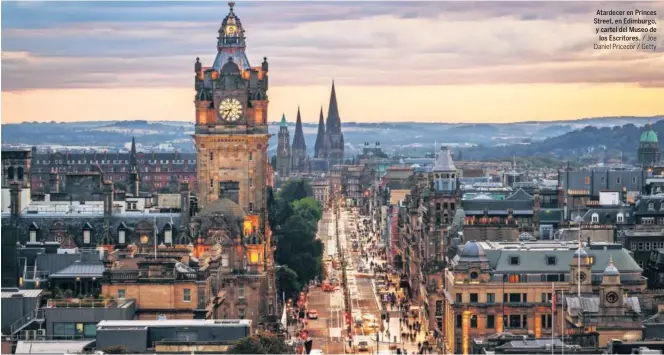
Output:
[
  {"xmin": 279, "ymin": 179, "xmax": 313, "ymax": 203},
  {"xmin": 276, "ymin": 265, "xmax": 301, "ymax": 301},
  {"xmin": 226, "ymin": 334, "xmax": 294, "ymax": 354},
  {"xmin": 293, "ymin": 197, "xmax": 322, "ymax": 225}
]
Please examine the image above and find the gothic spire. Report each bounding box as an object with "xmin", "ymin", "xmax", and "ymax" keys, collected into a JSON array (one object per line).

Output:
[
  {"xmin": 314, "ymin": 106, "xmax": 326, "ymax": 158},
  {"xmin": 292, "ymin": 106, "xmax": 306, "ymax": 150},
  {"xmin": 326, "ymin": 80, "xmax": 341, "ymax": 134},
  {"xmin": 129, "ymin": 136, "xmax": 137, "ymax": 169},
  {"xmin": 280, "ymin": 113, "xmax": 287, "ymax": 127}
]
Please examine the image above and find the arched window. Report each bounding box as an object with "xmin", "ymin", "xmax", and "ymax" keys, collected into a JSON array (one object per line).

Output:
[
  {"xmin": 617, "ymin": 213, "xmax": 624, "ymax": 223},
  {"xmin": 648, "ymin": 202, "xmax": 655, "ymax": 211},
  {"xmin": 17, "ymin": 166, "xmax": 24, "ymax": 181},
  {"xmin": 591, "ymin": 213, "xmax": 599, "ymax": 223},
  {"xmin": 6, "ymin": 167, "xmax": 14, "ymax": 180}
]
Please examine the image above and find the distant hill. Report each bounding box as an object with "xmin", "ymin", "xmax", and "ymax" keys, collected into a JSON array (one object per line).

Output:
[{"xmin": 2, "ymin": 116, "xmax": 661, "ymax": 161}]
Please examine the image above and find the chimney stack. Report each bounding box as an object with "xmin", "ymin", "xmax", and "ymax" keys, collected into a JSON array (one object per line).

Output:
[{"xmin": 9, "ymin": 182, "xmax": 22, "ymax": 220}]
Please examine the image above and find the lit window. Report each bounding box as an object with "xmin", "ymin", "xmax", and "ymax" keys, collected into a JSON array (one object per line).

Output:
[
  {"xmin": 118, "ymin": 289, "xmax": 126, "ymax": 299},
  {"xmin": 238, "ymin": 284, "xmax": 245, "ymax": 299}
]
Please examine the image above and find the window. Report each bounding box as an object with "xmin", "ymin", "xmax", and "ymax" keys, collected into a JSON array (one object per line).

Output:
[
  {"xmin": 508, "ymin": 274, "xmax": 520, "ymax": 283},
  {"xmin": 509, "ymin": 315, "xmax": 522, "ymax": 328},
  {"xmin": 638, "ymin": 242, "xmax": 644, "ymax": 251},
  {"xmin": 547, "ymin": 256, "xmax": 557, "ymax": 266},
  {"xmin": 238, "ymin": 283, "xmax": 245, "ymax": 299},
  {"xmin": 648, "ymin": 202, "xmax": 655, "ymax": 211},
  {"xmin": 210, "ymin": 152, "xmax": 214, "ymax": 161},
  {"xmin": 646, "ymin": 242, "xmax": 651, "ymax": 251},
  {"xmin": 541, "ymin": 293, "xmax": 552, "ymax": 303},
  {"xmin": 633, "ymin": 176, "xmax": 638, "ymax": 184},
  {"xmin": 509, "ymin": 256, "xmax": 520, "ymax": 265},
  {"xmin": 522, "ymin": 293, "xmax": 528, "ymax": 303},
  {"xmin": 238, "ymin": 307, "xmax": 246, "ymax": 319},
  {"xmin": 617, "ymin": 213, "xmax": 625, "ymax": 223},
  {"xmin": 584, "ymin": 176, "xmax": 590, "ymax": 184},
  {"xmin": 509, "ymin": 293, "xmax": 521, "ymax": 303},
  {"xmin": 222, "ymin": 254, "xmax": 229, "ymax": 267},
  {"xmin": 616, "ymin": 177, "xmax": 621, "ymax": 184},
  {"xmin": 83, "ymin": 230, "xmax": 91, "ymax": 244},
  {"xmin": 522, "ymin": 315, "xmax": 528, "ymax": 328},
  {"xmin": 183, "ymin": 288, "xmax": 192, "ymax": 302},
  {"xmin": 456, "ymin": 314, "xmax": 462, "ymax": 328},
  {"xmin": 470, "ymin": 315, "xmax": 478, "ymax": 329},
  {"xmin": 117, "ymin": 289, "xmax": 126, "ymax": 299},
  {"xmin": 470, "ymin": 293, "xmax": 478, "ymax": 303},
  {"xmin": 487, "ymin": 293, "xmax": 495, "ymax": 304},
  {"xmin": 487, "ymin": 315, "xmax": 495, "ymax": 329},
  {"xmin": 210, "ymin": 179, "xmax": 214, "ymax": 190},
  {"xmin": 29, "ymin": 230, "xmax": 37, "ymax": 243},
  {"xmin": 456, "ymin": 293, "xmax": 462, "ymax": 303},
  {"xmin": 249, "ymin": 178, "xmax": 253, "ymax": 187},
  {"xmin": 591, "ymin": 213, "xmax": 599, "ymax": 223},
  {"xmin": 249, "ymin": 203, "xmax": 254, "ymax": 212},
  {"xmin": 541, "ymin": 314, "xmax": 552, "ymax": 328},
  {"xmin": 249, "ymin": 152, "xmax": 252, "ymax": 161}
]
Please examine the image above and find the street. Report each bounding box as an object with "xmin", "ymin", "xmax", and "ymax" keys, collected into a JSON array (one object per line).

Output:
[{"xmin": 303, "ymin": 204, "xmax": 430, "ymax": 354}]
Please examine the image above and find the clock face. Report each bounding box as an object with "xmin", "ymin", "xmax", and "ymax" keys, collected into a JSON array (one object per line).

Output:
[
  {"xmin": 225, "ymin": 25, "xmax": 237, "ymax": 36},
  {"xmin": 140, "ymin": 235, "xmax": 149, "ymax": 244},
  {"xmin": 576, "ymin": 271, "xmax": 587, "ymax": 282},
  {"xmin": 605, "ymin": 291, "xmax": 619, "ymax": 304},
  {"xmin": 219, "ymin": 98, "xmax": 243, "ymax": 122}
]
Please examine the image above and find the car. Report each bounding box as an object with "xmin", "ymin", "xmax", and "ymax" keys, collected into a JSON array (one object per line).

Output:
[
  {"xmin": 357, "ymin": 340, "xmax": 370, "ymax": 352},
  {"xmin": 310, "ymin": 350, "xmax": 324, "ymax": 355},
  {"xmin": 307, "ymin": 310, "xmax": 319, "ymax": 319}
]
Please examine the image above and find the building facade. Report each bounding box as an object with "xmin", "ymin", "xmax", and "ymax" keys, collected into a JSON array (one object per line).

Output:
[{"xmin": 638, "ymin": 125, "xmax": 660, "ymax": 167}]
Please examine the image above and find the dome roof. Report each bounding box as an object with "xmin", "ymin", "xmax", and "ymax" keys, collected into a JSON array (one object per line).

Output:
[
  {"xmin": 641, "ymin": 129, "xmax": 658, "ymax": 143},
  {"xmin": 603, "ymin": 255, "xmax": 620, "ymax": 276},
  {"xmin": 573, "ymin": 247, "xmax": 588, "ymax": 258},
  {"xmin": 200, "ymin": 198, "xmax": 246, "ymax": 219},
  {"xmin": 460, "ymin": 241, "xmax": 486, "ymax": 258}
]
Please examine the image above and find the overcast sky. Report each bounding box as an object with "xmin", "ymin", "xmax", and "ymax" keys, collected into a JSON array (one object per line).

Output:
[{"xmin": 2, "ymin": 1, "xmax": 664, "ymax": 124}]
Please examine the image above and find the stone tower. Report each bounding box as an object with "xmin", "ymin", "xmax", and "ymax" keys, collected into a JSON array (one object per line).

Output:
[
  {"xmin": 325, "ymin": 81, "xmax": 344, "ymax": 167},
  {"xmin": 600, "ymin": 255, "xmax": 623, "ymax": 315},
  {"xmin": 276, "ymin": 113, "xmax": 291, "ymax": 178},
  {"xmin": 638, "ymin": 123, "xmax": 660, "ymax": 167},
  {"xmin": 314, "ymin": 106, "xmax": 327, "ymax": 159},
  {"xmin": 291, "ymin": 107, "xmax": 309, "ymax": 173},
  {"xmin": 193, "ymin": 2, "xmax": 270, "ymax": 216},
  {"xmin": 570, "ymin": 247, "xmax": 593, "ymax": 295}
]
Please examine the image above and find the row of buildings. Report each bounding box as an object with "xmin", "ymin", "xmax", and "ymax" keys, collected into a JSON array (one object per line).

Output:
[
  {"xmin": 1, "ymin": 3, "xmax": 286, "ymax": 353},
  {"xmin": 354, "ymin": 138, "xmax": 664, "ymax": 354}
]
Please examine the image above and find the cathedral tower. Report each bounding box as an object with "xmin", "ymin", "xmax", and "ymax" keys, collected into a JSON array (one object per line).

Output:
[
  {"xmin": 638, "ymin": 123, "xmax": 660, "ymax": 167},
  {"xmin": 325, "ymin": 81, "xmax": 345, "ymax": 166},
  {"xmin": 276, "ymin": 114, "xmax": 291, "ymax": 177},
  {"xmin": 291, "ymin": 107, "xmax": 309, "ymax": 173}
]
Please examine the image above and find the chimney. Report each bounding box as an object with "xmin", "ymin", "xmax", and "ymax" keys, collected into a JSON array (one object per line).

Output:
[
  {"xmin": 130, "ymin": 167, "xmax": 139, "ymax": 196},
  {"xmin": 10, "ymin": 182, "xmax": 22, "ymax": 220},
  {"xmin": 219, "ymin": 181, "xmax": 240, "ymax": 204},
  {"xmin": 49, "ymin": 172, "xmax": 60, "ymax": 193}
]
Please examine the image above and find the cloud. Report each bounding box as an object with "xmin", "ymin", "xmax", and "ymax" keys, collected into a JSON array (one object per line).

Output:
[{"xmin": 2, "ymin": 1, "xmax": 664, "ymax": 90}]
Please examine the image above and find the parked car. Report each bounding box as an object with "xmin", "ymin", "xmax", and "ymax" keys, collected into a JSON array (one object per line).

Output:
[
  {"xmin": 357, "ymin": 340, "xmax": 370, "ymax": 352},
  {"xmin": 310, "ymin": 350, "xmax": 324, "ymax": 355},
  {"xmin": 307, "ymin": 310, "xmax": 319, "ymax": 319}
]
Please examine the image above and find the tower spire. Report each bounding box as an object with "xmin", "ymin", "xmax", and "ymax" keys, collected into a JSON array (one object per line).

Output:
[
  {"xmin": 314, "ymin": 106, "xmax": 327, "ymax": 158},
  {"xmin": 326, "ymin": 80, "xmax": 341, "ymax": 134},
  {"xmin": 292, "ymin": 106, "xmax": 306, "ymax": 150}
]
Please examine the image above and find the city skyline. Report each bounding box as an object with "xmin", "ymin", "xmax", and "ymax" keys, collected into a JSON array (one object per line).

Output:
[{"xmin": 2, "ymin": 1, "xmax": 664, "ymax": 124}]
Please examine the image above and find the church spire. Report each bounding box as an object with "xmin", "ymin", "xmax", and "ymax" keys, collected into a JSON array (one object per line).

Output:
[
  {"xmin": 326, "ymin": 80, "xmax": 341, "ymax": 134},
  {"xmin": 314, "ymin": 106, "xmax": 327, "ymax": 158},
  {"xmin": 292, "ymin": 106, "xmax": 306, "ymax": 150},
  {"xmin": 129, "ymin": 136, "xmax": 137, "ymax": 169}
]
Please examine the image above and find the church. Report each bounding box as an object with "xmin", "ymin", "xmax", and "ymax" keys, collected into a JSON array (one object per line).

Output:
[{"xmin": 275, "ymin": 81, "xmax": 346, "ymax": 179}]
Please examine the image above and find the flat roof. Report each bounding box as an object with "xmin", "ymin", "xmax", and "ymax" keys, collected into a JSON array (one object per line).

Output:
[
  {"xmin": 97, "ymin": 319, "xmax": 251, "ymax": 328},
  {"xmin": 1, "ymin": 289, "xmax": 42, "ymax": 298}
]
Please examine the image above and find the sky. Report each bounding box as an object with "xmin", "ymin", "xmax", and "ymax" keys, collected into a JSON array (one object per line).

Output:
[{"xmin": 2, "ymin": 1, "xmax": 664, "ymax": 124}]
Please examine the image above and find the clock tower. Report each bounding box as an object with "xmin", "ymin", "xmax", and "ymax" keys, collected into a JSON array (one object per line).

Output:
[{"xmin": 193, "ymin": 2, "xmax": 270, "ymax": 219}]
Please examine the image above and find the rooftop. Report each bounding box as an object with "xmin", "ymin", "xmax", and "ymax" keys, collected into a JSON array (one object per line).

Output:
[
  {"xmin": 97, "ymin": 319, "xmax": 252, "ymax": 328},
  {"xmin": 1, "ymin": 289, "xmax": 42, "ymax": 298}
]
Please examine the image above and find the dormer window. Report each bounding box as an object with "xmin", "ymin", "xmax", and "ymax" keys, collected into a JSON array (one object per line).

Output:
[
  {"xmin": 546, "ymin": 256, "xmax": 557, "ymax": 266},
  {"xmin": 82, "ymin": 223, "xmax": 93, "ymax": 244},
  {"xmin": 659, "ymin": 203, "xmax": 664, "ymax": 212},
  {"xmin": 509, "ymin": 256, "xmax": 520, "ymax": 266},
  {"xmin": 617, "ymin": 213, "xmax": 624, "ymax": 223},
  {"xmin": 591, "ymin": 213, "xmax": 599, "ymax": 224},
  {"xmin": 648, "ymin": 202, "xmax": 655, "ymax": 211},
  {"xmin": 29, "ymin": 223, "xmax": 39, "ymax": 243}
]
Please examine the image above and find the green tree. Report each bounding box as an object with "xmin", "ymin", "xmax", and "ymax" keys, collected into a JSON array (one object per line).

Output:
[
  {"xmin": 279, "ymin": 179, "xmax": 313, "ymax": 203},
  {"xmin": 292, "ymin": 197, "xmax": 322, "ymax": 223},
  {"xmin": 226, "ymin": 334, "xmax": 294, "ymax": 354},
  {"xmin": 276, "ymin": 265, "xmax": 301, "ymax": 301}
]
